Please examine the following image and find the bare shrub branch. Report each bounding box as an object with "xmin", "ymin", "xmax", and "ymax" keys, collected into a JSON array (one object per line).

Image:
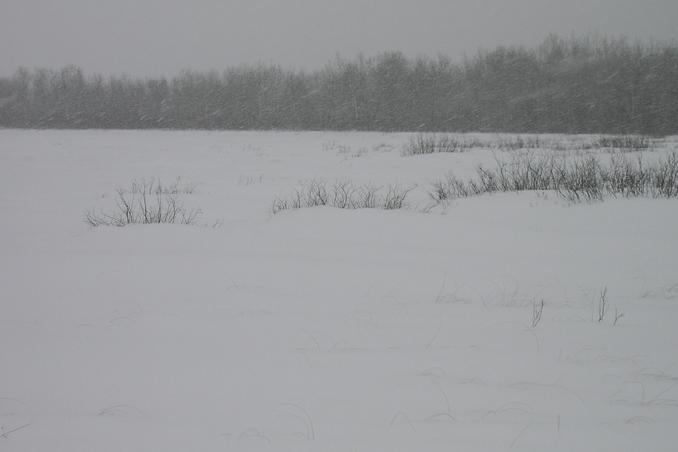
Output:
[
  {"xmin": 530, "ymin": 299, "xmax": 544, "ymax": 328},
  {"xmin": 598, "ymin": 286, "xmax": 608, "ymax": 323}
]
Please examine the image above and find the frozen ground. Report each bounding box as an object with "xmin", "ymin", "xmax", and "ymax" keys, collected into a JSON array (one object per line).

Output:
[{"xmin": 1, "ymin": 129, "xmax": 677, "ymax": 451}]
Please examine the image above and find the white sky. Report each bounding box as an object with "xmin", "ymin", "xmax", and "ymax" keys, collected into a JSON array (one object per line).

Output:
[{"xmin": 1, "ymin": 0, "xmax": 677, "ymax": 77}]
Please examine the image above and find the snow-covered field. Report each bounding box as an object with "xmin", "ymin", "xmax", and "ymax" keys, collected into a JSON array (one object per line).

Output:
[{"xmin": 1, "ymin": 129, "xmax": 677, "ymax": 451}]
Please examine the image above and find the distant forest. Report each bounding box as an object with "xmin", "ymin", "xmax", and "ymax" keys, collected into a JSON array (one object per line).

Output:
[{"xmin": 1, "ymin": 35, "xmax": 677, "ymax": 134}]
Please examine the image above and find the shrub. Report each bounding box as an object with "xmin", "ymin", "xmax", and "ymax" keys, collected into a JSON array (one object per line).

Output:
[
  {"xmin": 402, "ymin": 133, "xmax": 487, "ymax": 155},
  {"xmin": 272, "ymin": 180, "xmax": 414, "ymax": 213},
  {"xmin": 653, "ymin": 152, "xmax": 678, "ymax": 197},
  {"xmin": 405, "ymin": 133, "xmax": 656, "ymax": 155},
  {"xmin": 85, "ymin": 179, "xmax": 200, "ymax": 227},
  {"xmin": 430, "ymin": 152, "xmax": 678, "ymax": 203},
  {"xmin": 595, "ymin": 135, "xmax": 652, "ymax": 151},
  {"xmin": 495, "ymin": 136, "xmax": 544, "ymax": 151}
]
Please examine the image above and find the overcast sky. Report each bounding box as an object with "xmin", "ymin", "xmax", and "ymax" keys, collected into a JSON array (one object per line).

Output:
[{"xmin": 2, "ymin": 0, "xmax": 677, "ymax": 77}]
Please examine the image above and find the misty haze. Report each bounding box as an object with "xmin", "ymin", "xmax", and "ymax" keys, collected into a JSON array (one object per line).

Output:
[{"xmin": 1, "ymin": 1, "xmax": 678, "ymax": 451}]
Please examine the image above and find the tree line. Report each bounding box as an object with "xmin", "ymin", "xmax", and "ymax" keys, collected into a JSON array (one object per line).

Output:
[{"xmin": 1, "ymin": 35, "xmax": 677, "ymax": 134}]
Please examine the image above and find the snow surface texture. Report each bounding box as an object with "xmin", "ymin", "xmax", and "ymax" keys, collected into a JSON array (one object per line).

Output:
[{"xmin": 1, "ymin": 129, "xmax": 678, "ymax": 451}]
